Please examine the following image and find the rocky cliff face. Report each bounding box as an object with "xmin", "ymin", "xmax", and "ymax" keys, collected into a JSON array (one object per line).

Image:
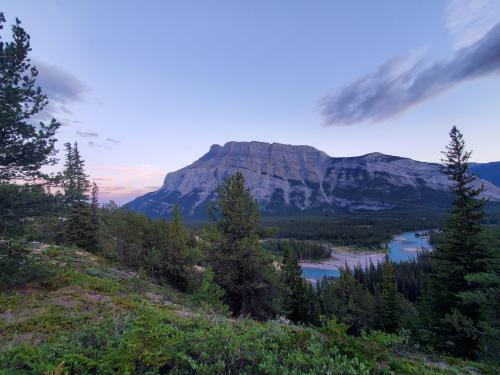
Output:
[{"xmin": 126, "ymin": 141, "xmax": 500, "ymax": 218}]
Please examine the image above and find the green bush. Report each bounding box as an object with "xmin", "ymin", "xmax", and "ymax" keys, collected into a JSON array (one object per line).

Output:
[
  {"xmin": 0, "ymin": 306, "xmax": 379, "ymax": 374},
  {"xmin": 0, "ymin": 240, "xmax": 55, "ymax": 290}
]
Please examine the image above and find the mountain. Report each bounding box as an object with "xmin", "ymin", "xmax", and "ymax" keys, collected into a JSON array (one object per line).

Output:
[
  {"xmin": 471, "ymin": 162, "xmax": 500, "ymax": 188},
  {"xmin": 126, "ymin": 141, "xmax": 500, "ymax": 218}
]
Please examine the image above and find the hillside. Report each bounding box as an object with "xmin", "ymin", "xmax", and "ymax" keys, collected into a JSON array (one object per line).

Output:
[
  {"xmin": 471, "ymin": 162, "xmax": 500, "ymax": 187},
  {"xmin": 0, "ymin": 243, "xmax": 495, "ymax": 374},
  {"xmin": 126, "ymin": 141, "xmax": 500, "ymax": 218}
]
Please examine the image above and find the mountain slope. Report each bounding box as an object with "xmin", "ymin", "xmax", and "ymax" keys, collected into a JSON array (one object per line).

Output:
[
  {"xmin": 471, "ymin": 162, "xmax": 500, "ymax": 187},
  {"xmin": 126, "ymin": 141, "xmax": 500, "ymax": 218},
  {"xmin": 1, "ymin": 244, "xmax": 488, "ymax": 374}
]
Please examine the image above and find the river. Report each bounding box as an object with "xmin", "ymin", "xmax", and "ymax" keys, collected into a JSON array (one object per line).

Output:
[{"xmin": 301, "ymin": 231, "xmax": 433, "ymax": 281}]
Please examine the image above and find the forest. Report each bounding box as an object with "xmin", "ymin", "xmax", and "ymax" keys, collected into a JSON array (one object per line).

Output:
[{"xmin": 1, "ymin": 11, "xmax": 500, "ymax": 374}]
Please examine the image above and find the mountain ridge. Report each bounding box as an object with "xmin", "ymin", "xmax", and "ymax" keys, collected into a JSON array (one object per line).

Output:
[{"xmin": 126, "ymin": 141, "xmax": 500, "ymax": 218}]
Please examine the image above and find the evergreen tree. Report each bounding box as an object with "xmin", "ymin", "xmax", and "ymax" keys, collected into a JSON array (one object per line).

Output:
[
  {"xmin": 88, "ymin": 181, "xmax": 99, "ymax": 250},
  {"xmin": 62, "ymin": 142, "xmax": 94, "ymax": 250},
  {"xmin": 195, "ymin": 266, "xmax": 229, "ymax": 315},
  {"xmin": 65, "ymin": 202, "xmax": 95, "ymax": 249},
  {"xmin": 205, "ymin": 172, "xmax": 282, "ymax": 319},
  {"xmin": 0, "ymin": 13, "xmax": 60, "ymax": 181},
  {"xmin": 63, "ymin": 142, "xmax": 89, "ymax": 206},
  {"xmin": 420, "ymin": 126, "xmax": 493, "ymax": 358},
  {"xmin": 378, "ymin": 259, "xmax": 404, "ymax": 333},
  {"xmin": 162, "ymin": 206, "xmax": 191, "ymax": 291},
  {"xmin": 282, "ymin": 246, "xmax": 319, "ymax": 325},
  {"xmin": 319, "ymin": 269, "xmax": 376, "ymax": 335},
  {"xmin": 90, "ymin": 181, "xmax": 99, "ymax": 228}
]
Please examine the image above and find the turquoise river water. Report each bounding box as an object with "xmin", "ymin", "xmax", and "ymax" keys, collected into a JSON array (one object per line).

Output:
[{"xmin": 302, "ymin": 231, "xmax": 432, "ymax": 280}]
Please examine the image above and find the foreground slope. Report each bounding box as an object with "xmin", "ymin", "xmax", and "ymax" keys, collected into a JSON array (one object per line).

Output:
[
  {"xmin": 127, "ymin": 141, "xmax": 500, "ymax": 218},
  {"xmin": 1, "ymin": 244, "xmax": 495, "ymax": 374}
]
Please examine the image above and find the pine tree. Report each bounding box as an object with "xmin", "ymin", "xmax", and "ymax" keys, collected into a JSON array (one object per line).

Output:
[
  {"xmin": 420, "ymin": 126, "xmax": 493, "ymax": 358},
  {"xmin": 378, "ymin": 259, "xmax": 404, "ymax": 333},
  {"xmin": 0, "ymin": 13, "xmax": 60, "ymax": 182},
  {"xmin": 205, "ymin": 172, "xmax": 282, "ymax": 319}
]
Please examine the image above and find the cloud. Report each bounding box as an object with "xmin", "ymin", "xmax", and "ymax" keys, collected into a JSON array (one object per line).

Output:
[
  {"xmin": 88, "ymin": 141, "xmax": 111, "ymax": 150},
  {"xmin": 86, "ymin": 136, "xmax": 121, "ymax": 150},
  {"xmin": 31, "ymin": 59, "xmax": 89, "ymax": 123},
  {"xmin": 88, "ymin": 165, "xmax": 166, "ymax": 204},
  {"xmin": 77, "ymin": 130, "xmax": 99, "ymax": 138},
  {"xmin": 320, "ymin": 21, "xmax": 500, "ymax": 126},
  {"xmin": 106, "ymin": 138, "xmax": 120, "ymax": 144},
  {"xmin": 446, "ymin": 0, "xmax": 500, "ymax": 49}
]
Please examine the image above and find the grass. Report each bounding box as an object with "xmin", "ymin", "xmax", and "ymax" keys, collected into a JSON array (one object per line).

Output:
[{"xmin": 0, "ymin": 245, "xmax": 498, "ymax": 374}]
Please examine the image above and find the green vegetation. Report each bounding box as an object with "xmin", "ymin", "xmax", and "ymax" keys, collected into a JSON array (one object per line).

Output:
[
  {"xmin": 1, "ymin": 244, "xmax": 493, "ymax": 374},
  {"xmin": 261, "ymin": 239, "xmax": 331, "ymax": 260},
  {"xmin": 204, "ymin": 172, "xmax": 282, "ymax": 319},
  {"xmin": 260, "ymin": 211, "xmax": 445, "ymax": 249},
  {"xmin": 0, "ymin": 12, "xmax": 59, "ymax": 182},
  {"xmin": 282, "ymin": 247, "xmax": 320, "ymax": 325},
  {"xmin": 419, "ymin": 127, "xmax": 500, "ymax": 359}
]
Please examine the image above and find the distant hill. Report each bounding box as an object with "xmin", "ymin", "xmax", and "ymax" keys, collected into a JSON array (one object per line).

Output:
[
  {"xmin": 126, "ymin": 141, "xmax": 500, "ymax": 219},
  {"xmin": 471, "ymin": 162, "xmax": 500, "ymax": 188}
]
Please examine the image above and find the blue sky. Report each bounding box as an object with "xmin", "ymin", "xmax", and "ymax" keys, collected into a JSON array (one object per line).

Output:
[{"xmin": 2, "ymin": 0, "xmax": 500, "ymax": 203}]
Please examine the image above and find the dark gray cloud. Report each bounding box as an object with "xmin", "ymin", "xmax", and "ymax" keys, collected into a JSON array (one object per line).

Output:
[
  {"xmin": 31, "ymin": 59, "xmax": 89, "ymax": 122},
  {"xmin": 320, "ymin": 21, "xmax": 500, "ymax": 126},
  {"xmin": 77, "ymin": 130, "xmax": 99, "ymax": 138},
  {"xmin": 34, "ymin": 59, "xmax": 88, "ymax": 104}
]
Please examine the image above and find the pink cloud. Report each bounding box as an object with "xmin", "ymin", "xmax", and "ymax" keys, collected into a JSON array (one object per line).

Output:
[{"xmin": 88, "ymin": 164, "xmax": 165, "ymax": 205}]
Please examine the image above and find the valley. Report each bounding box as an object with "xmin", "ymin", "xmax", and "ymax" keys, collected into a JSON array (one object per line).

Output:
[{"xmin": 300, "ymin": 230, "xmax": 433, "ymax": 281}]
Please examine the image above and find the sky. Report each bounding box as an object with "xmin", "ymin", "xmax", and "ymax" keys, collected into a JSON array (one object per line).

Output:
[{"xmin": 2, "ymin": 0, "xmax": 500, "ymax": 204}]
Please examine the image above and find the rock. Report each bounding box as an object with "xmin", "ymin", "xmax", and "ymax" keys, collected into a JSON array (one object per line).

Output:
[{"xmin": 126, "ymin": 141, "xmax": 500, "ymax": 218}]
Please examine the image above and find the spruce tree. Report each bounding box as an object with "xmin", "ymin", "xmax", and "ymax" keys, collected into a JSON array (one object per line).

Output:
[
  {"xmin": 90, "ymin": 181, "xmax": 99, "ymax": 227},
  {"xmin": 162, "ymin": 205, "xmax": 190, "ymax": 291},
  {"xmin": 378, "ymin": 259, "xmax": 404, "ymax": 333},
  {"xmin": 195, "ymin": 266, "xmax": 229, "ymax": 315},
  {"xmin": 62, "ymin": 142, "xmax": 94, "ymax": 250},
  {"xmin": 420, "ymin": 126, "xmax": 493, "ymax": 358},
  {"xmin": 320, "ymin": 269, "xmax": 375, "ymax": 335},
  {"xmin": 88, "ymin": 181, "xmax": 99, "ymax": 249},
  {"xmin": 282, "ymin": 246, "xmax": 319, "ymax": 325},
  {"xmin": 0, "ymin": 13, "xmax": 60, "ymax": 181},
  {"xmin": 205, "ymin": 172, "xmax": 282, "ymax": 319},
  {"xmin": 63, "ymin": 142, "xmax": 89, "ymax": 205}
]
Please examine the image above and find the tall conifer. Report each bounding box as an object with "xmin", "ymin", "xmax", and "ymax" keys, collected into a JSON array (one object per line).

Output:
[{"xmin": 420, "ymin": 126, "xmax": 492, "ymax": 358}]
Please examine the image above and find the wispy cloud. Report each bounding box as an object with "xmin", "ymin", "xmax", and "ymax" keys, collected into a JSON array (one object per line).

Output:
[
  {"xmin": 106, "ymin": 138, "xmax": 120, "ymax": 144},
  {"xmin": 87, "ymin": 137, "xmax": 121, "ymax": 150},
  {"xmin": 446, "ymin": 0, "xmax": 500, "ymax": 49},
  {"xmin": 89, "ymin": 165, "xmax": 165, "ymax": 204},
  {"xmin": 320, "ymin": 21, "xmax": 500, "ymax": 126},
  {"xmin": 77, "ymin": 130, "xmax": 99, "ymax": 138},
  {"xmin": 88, "ymin": 141, "xmax": 111, "ymax": 150}
]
